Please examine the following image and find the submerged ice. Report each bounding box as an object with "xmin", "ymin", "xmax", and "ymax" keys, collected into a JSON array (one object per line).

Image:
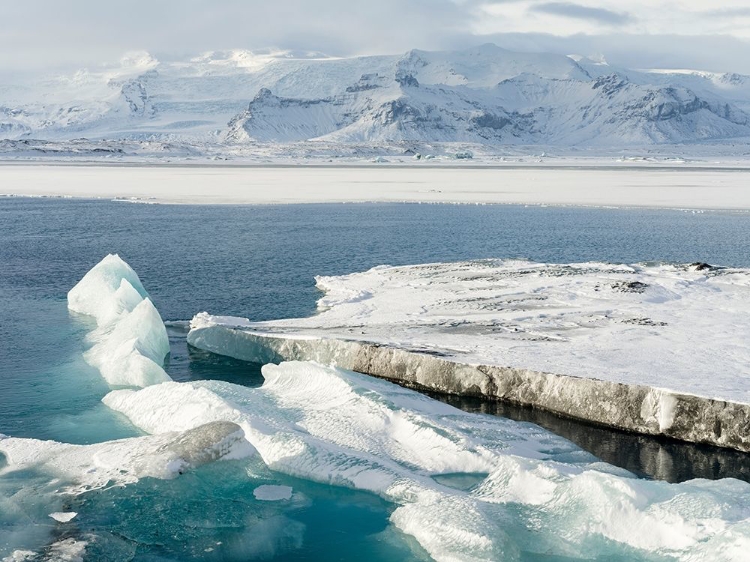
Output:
[{"xmin": 67, "ymin": 254, "xmax": 170, "ymax": 387}]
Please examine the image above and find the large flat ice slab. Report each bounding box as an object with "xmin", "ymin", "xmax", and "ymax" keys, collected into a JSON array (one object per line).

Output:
[{"xmin": 188, "ymin": 260, "xmax": 750, "ymax": 451}]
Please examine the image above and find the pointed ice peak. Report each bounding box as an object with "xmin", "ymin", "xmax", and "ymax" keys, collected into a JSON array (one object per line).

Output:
[{"xmin": 568, "ymin": 54, "xmax": 608, "ymax": 65}]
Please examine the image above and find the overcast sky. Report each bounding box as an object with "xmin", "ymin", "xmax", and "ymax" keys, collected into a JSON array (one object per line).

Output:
[{"xmin": 3, "ymin": 0, "xmax": 750, "ymax": 73}]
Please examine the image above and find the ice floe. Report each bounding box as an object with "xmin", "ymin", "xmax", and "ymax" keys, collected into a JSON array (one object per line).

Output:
[
  {"xmin": 48, "ymin": 512, "xmax": 77, "ymax": 523},
  {"xmin": 193, "ymin": 260, "xmax": 750, "ymax": 403},
  {"xmin": 104, "ymin": 361, "xmax": 750, "ymax": 561},
  {"xmin": 68, "ymin": 254, "xmax": 170, "ymax": 387}
]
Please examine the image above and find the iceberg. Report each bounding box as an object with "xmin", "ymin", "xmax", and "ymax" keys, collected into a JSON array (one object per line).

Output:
[
  {"xmin": 104, "ymin": 361, "xmax": 750, "ymax": 562},
  {"xmin": 67, "ymin": 254, "xmax": 170, "ymax": 387}
]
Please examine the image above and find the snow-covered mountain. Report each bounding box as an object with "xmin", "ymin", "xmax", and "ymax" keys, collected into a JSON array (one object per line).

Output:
[{"xmin": 4, "ymin": 44, "xmax": 750, "ymax": 149}]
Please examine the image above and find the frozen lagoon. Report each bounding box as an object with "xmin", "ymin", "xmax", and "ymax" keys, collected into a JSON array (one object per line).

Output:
[
  {"xmin": 4, "ymin": 163, "xmax": 750, "ymax": 209},
  {"xmin": 188, "ymin": 260, "xmax": 750, "ymax": 452}
]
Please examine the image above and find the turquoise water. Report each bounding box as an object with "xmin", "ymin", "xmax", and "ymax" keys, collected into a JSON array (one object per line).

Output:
[{"xmin": 2, "ymin": 199, "xmax": 750, "ymax": 560}]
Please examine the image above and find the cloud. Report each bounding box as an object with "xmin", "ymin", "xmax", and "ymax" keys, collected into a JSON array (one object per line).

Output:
[
  {"xmin": 703, "ymin": 7, "xmax": 750, "ymax": 19},
  {"xmin": 1, "ymin": 1, "xmax": 750, "ymax": 75},
  {"xmin": 0, "ymin": 0, "xmax": 474, "ymax": 71},
  {"xmin": 529, "ymin": 2, "xmax": 633, "ymax": 25},
  {"xmin": 469, "ymin": 31, "xmax": 750, "ymax": 73}
]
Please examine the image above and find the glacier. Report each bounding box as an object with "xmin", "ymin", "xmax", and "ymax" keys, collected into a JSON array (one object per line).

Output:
[{"xmin": 67, "ymin": 254, "xmax": 170, "ymax": 387}]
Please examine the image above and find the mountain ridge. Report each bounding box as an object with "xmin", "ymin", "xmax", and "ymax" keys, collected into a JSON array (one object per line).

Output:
[{"xmin": 4, "ymin": 44, "xmax": 750, "ymax": 150}]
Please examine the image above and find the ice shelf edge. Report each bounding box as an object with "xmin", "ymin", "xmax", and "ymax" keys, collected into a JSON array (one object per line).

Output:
[{"xmin": 187, "ymin": 325, "xmax": 750, "ymax": 453}]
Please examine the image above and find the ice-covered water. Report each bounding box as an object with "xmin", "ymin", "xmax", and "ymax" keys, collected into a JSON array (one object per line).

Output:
[{"xmin": 2, "ymin": 199, "xmax": 750, "ymax": 561}]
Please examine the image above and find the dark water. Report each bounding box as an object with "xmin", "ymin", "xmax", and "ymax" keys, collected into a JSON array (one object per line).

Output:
[{"xmin": 2, "ymin": 198, "xmax": 750, "ymax": 560}]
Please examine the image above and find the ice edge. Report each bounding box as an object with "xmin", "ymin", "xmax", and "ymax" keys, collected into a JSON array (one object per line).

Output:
[{"xmin": 187, "ymin": 323, "xmax": 750, "ymax": 453}]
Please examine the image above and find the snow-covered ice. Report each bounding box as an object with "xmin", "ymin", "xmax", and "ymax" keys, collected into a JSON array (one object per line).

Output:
[
  {"xmin": 187, "ymin": 259, "xmax": 750, "ymax": 451},
  {"xmin": 0, "ymin": 421, "xmax": 252, "ymax": 494},
  {"xmin": 103, "ymin": 360, "xmax": 750, "ymax": 562},
  {"xmin": 68, "ymin": 254, "xmax": 170, "ymax": 387},
  {"xmin": 197, "ymin": 260, "xmax": 750, "ymax": 403}
]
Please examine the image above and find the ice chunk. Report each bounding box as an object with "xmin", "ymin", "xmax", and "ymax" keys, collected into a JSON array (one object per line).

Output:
[
  {"xmin": 2, "ymin": 551, "xmax": 36, "ymax": 562},
  {"xmin": 103, "ymin": 360, "xmax": 750, "ymax": 562},
  {"xmin": 48, "ymin": 512, "xmax": 77, "ymax": 523},
  {"xmin": 67, "ymin": 255, "xmax": 169, "ymax": 387},
  {"xmin": 0, "ymin": 422, "xmax": 253, "ymax": 494},
  {"xmin": 42, "ymin": 538, "xmax": 86, "ymax": 562},
  {"xmin": 2, "ymin": 540, "xmax": 87, "ymax": 562}
]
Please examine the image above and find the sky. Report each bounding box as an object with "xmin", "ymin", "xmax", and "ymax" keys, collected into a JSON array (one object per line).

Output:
[{"xmin": 2, "ymin": 0, "xmax": 750, "ymax": 73}]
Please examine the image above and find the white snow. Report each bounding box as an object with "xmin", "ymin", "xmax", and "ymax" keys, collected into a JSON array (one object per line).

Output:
[
  {"xmin": 196, "ymin": 260, "xmax": 750, "ymax": 404},
  {"xmin": 41, "ymin": 539, "xmax": 86, "ymax": 562},
  {"xmin": 48, "ymin": 512, "xmax": 77, "ymax": 523},
  {"xmin": 103, "ymin": 360, "xmax": 750, "ymax": 562},
  {"xmin": 253, "ymin": 485, "xmax": 293, "ymax": 501},
  {"xmin": 5, "ymin": 165, "xmax": 750, "ymax": 209},
  {"xmin": 67, "ymin": 254, "xmax": 170, "ymax": 387}
]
